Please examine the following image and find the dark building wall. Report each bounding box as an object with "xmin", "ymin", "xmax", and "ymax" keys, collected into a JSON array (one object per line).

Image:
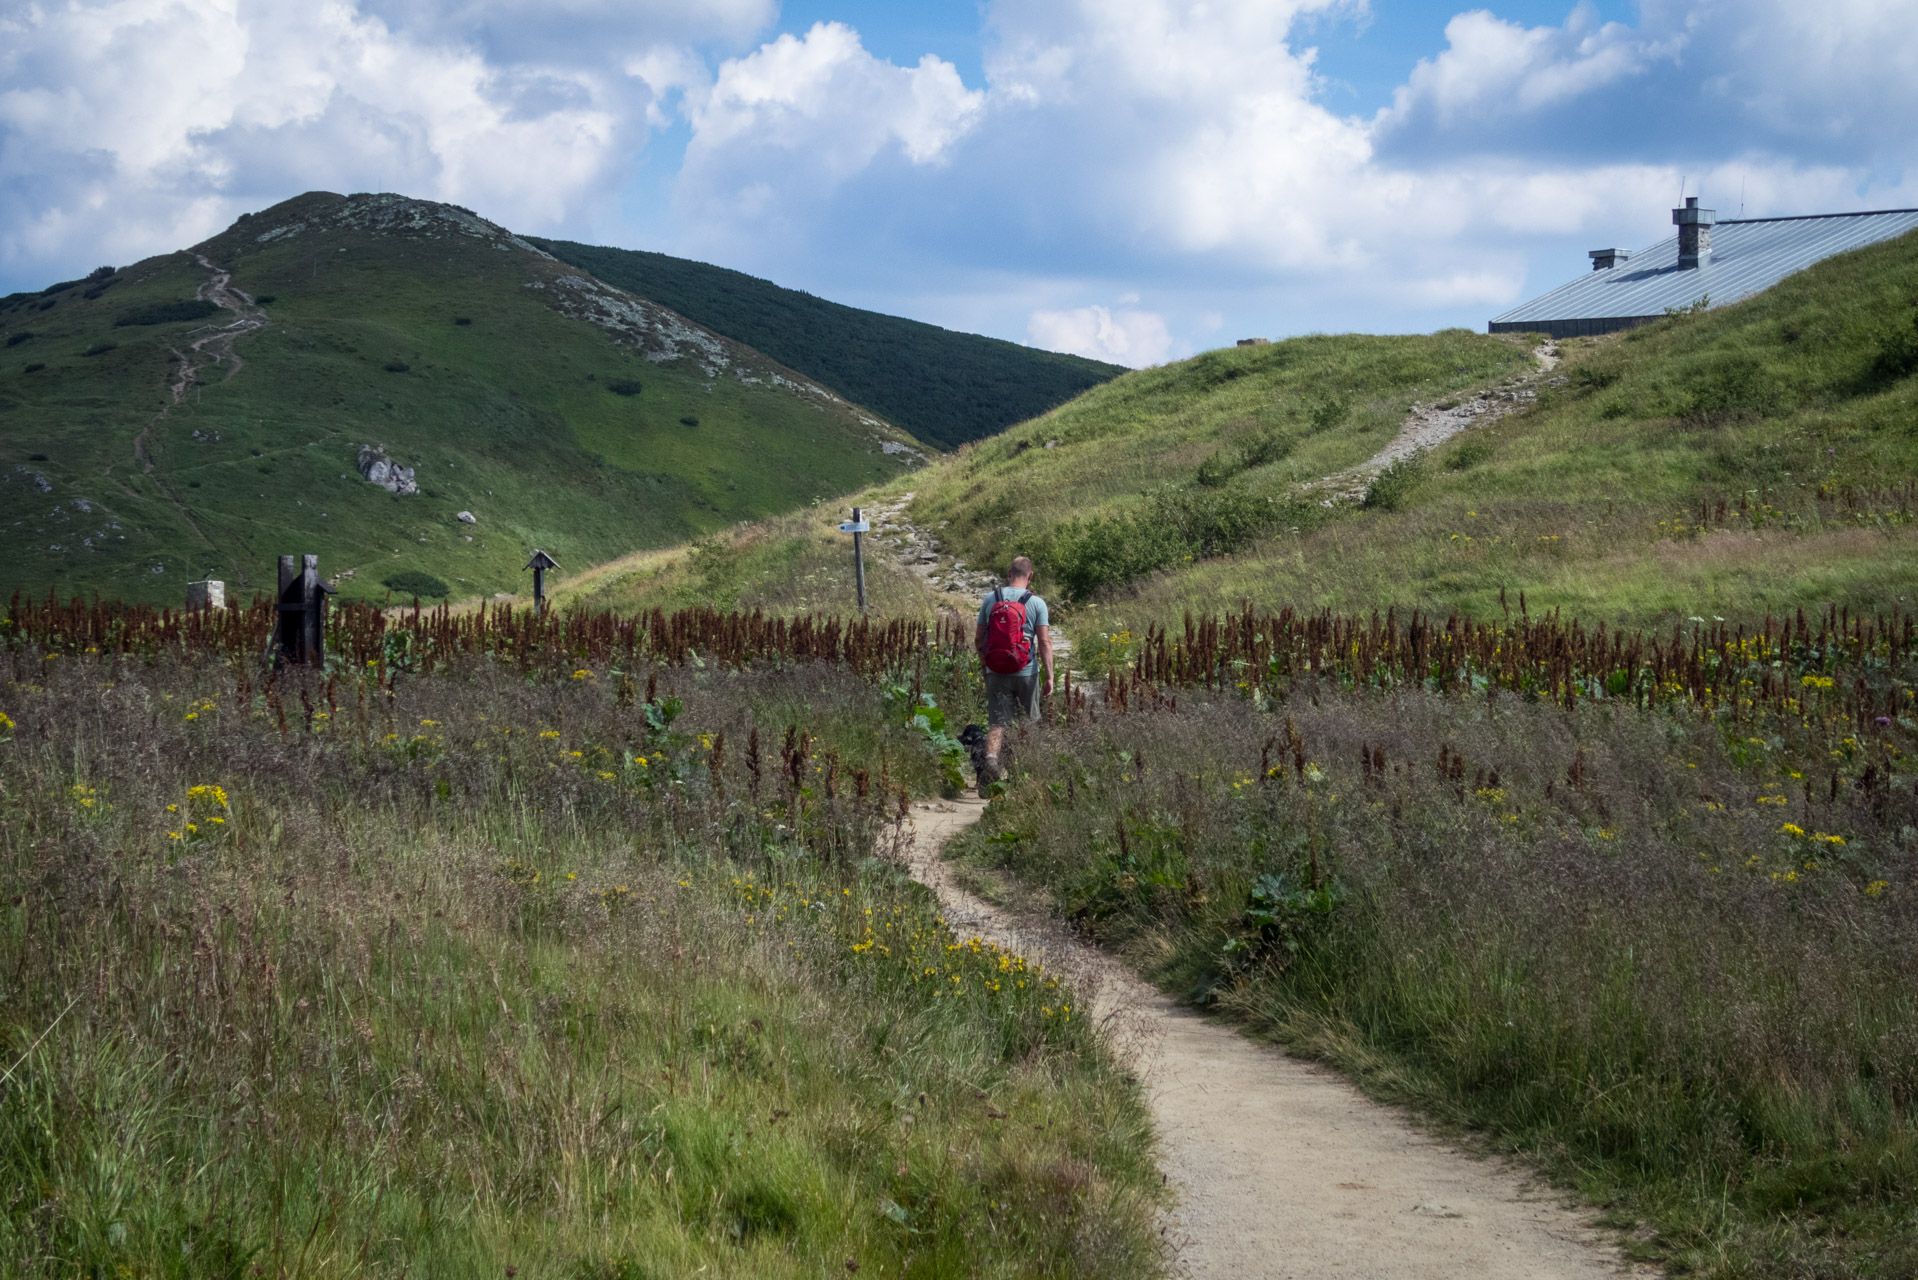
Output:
[{"xmin": 1488, "ymin": 314, "xmax": 1664, "ymax": 339}]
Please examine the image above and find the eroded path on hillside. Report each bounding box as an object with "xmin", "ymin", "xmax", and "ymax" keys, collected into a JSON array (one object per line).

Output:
[
  {"xmin": 120, "ymin": 253, "xmax": 272, "ymax": 558},
  {"xmin": 905, "ymin": 800, "xmax": 1636, "ymax": 1279},
  {"xmin": 1308, "ymin": 340, "xmax": 1565, "ymax": 503},
  {"xmin": 131, "ymin": 254, "xmax": 270, "ymax": 476}
]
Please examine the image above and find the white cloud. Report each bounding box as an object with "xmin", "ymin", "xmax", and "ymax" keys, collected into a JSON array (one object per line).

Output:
[
  {"xmin": 675, "ymin": 21, "xmax": 984, "ymax": 231},
  {"xmin": 1378, "ymin": 5, "xmax": 1658, "ymax": 130},
  {"xmin": 0, "ymin": 0, "xmax": 750, "ymax": 283},
  {"xmin": 1028, "ymin": 305, "xmax": 1174, "ymax": 366}
]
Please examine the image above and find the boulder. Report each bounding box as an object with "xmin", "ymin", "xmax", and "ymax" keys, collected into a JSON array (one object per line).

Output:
[{"xmin": 356, "ymin": 444, "xmax": 418, "ymax": 495}]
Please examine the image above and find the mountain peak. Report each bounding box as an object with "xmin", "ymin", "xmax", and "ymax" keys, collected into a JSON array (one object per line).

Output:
[{"xmin": 197, "ymin": 190, "xmax": 551, "ymax": 260}]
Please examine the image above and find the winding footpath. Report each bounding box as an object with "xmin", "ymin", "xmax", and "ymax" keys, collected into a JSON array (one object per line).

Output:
[{"xmin": 905, "ymin": 803, "xmax": 1637, "ymax": 1279}]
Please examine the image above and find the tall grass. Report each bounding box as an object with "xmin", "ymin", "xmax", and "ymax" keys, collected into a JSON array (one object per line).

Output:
[
  {"xmin": 953, "ymin": 685, "xmax": 1917, "ymax": 1276},
  {"xmin": 0, "ymin": 647, "xmax": 1161, "ymax": 1278}
]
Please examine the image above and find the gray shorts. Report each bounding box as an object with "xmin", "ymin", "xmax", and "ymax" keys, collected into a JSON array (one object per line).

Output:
[{"xmin": 984, "ymin": 670, "xmax": 1041, "ymax": 727}]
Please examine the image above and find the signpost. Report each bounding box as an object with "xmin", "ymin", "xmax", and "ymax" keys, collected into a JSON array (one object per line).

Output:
[
  {"xmin": 838, "ymin": 508, "xmax": 870, "ymax": 613},
  {"xmin": 524, "ymin": 549, "xmax": 559, "ymax": 614}
]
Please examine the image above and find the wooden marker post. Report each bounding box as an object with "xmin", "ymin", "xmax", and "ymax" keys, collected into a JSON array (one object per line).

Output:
[
  {"xmin": 525, "ymin": 549, "xmax": 559, "ymax": 614},
  {"xmin": 276, "ymin": 555, "xmax": 299, "ymax": 661},
  {"xmin": 274, "ymin": 553, "xmax": 336, "ymax": 667},
  {"xmin": 839, "ymin": 508, "xmax": 870, "ymax": 613}
]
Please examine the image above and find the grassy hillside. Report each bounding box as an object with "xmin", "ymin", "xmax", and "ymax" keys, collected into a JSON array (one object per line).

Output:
[
  {"xmin": 531, "ymin": 238, "xmax": 1126, "ymax": 450},
  {"xmin": 0, "ymin": 192, "xmax": 927, "ymax": 606},
  {"xmin": 553, "ymin": 507, "xmax": 939, "ymax": 620},
  {"xmin": 902, "ymin": 226, "xmax": 1918, "ymax": 631}
]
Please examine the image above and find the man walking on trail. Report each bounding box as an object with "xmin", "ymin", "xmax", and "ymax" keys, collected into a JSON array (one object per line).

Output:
[{"xmin": 975, "ymin": 555, "xmax": 1052, "ymax": 785}]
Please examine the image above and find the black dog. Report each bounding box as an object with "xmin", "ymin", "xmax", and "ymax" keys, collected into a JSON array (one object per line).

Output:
[{"xmin": 958, "ymin": 722, "xmax": 990, "ymax": 781}]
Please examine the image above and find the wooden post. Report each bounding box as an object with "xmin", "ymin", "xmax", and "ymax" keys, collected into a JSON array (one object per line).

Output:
[
  {"xmin": 851, "ymin": 506, "xmax": 867, "ymax": 613},
  {"xmin": 300, "ymin": 554, "xmax": 330, "ymax": 667},
  {"xmin": 276, "ymin": 555, "xmax": 299, "ymax": 666},
  {"xmin": 524, "ymin": 550, "xmax": 559, "ymax": 614},
  {"xmin": 274, "ymin": 554, "xmax": 334, "ymax": 667}
]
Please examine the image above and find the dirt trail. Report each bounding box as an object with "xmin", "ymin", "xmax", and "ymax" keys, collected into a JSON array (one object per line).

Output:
[
  {"xmin": 866, "ymin": 492, "xmax": 1080, "ymax": 675},
  {"xmin": 906, "ymin": 799, "xmax": 1636, "ymax": 1279},
  {"xmin": 131, "ymin": 253, "xmax": 269, "ymax": 476},
  {"xmin": 1310, "ymin": 341, "xmax": 1565, "ymax": 504}
]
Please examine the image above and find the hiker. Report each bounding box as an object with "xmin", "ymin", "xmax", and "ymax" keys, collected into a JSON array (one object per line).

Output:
[{"xmin": 975, "ymin": 555, "xmax": 1053, "ymax": 785}]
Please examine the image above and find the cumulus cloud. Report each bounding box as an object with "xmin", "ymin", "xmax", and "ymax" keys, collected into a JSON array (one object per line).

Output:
[
  {"xmin": 0, "ymin": 0, "xmax": 747, "ymax": 285},
  {"xmin": 675, "ymin": 22, "xmax": 984, "ymax": 233},
  {"xmin": 1028, "ymin": 304, "xmax": 1174, "ymax": 366},
  {"xmin": 1376, "ymin": 0, "xmax": 1918, "ymax": 165}
]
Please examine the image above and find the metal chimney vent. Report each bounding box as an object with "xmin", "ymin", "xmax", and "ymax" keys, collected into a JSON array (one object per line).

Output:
[{"xmin": 1587, "ymin": 248, "xmax": 1630, "ymax": 271}]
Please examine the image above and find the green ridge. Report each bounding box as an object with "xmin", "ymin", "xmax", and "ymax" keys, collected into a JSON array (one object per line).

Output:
[
  {"xmin": 529, "ymin": 237, "xmax": 1126, "ymax": 450},
  {"xmin": 905, "ymin": 226, "xmax": 1918, "ymax": 629},
  {"xmin": 0, "ymin": 191, "xmax": 930, "ymax": 606}
]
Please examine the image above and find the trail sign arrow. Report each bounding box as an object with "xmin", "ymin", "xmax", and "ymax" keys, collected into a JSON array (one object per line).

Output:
[{"xmin": 838, "ymin": 520, "xmax": 871, "ymax": 533}]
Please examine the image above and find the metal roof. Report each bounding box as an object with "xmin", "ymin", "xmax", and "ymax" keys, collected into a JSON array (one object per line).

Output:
[{"xmin": 1489, "ymin": 208, "xmax": 1918, "ymax": 337}]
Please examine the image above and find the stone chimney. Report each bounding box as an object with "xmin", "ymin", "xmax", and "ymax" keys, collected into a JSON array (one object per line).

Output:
[
  {"xmin": 1672, "ymin": 196, "xmax": 1715, "ymax": 269},
  {"xmin": 1587, "ymin": 248, "xmax": 1630, "ymax": 271}
]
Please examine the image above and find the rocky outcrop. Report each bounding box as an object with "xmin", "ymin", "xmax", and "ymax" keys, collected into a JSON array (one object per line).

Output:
[{"xmin": 356, "ymin": 445, "xmax": 417, "ymax": 495}]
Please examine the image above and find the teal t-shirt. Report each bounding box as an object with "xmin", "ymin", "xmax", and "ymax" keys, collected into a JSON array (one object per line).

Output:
[{"xmin": 977, "ymin": 587, "xmax": 1049, "ymax": 677}]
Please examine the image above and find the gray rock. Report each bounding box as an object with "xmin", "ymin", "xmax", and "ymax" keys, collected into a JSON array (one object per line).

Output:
[
  {"xmin": 356, "ymin": 445, "xmax": 417, "ymax": 495},
  {"xmin": 456, "ymin": 510, "xmax": 476, "ymax": 524}
]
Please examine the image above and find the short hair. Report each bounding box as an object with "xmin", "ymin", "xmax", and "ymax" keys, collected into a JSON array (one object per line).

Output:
[{"xmin": 1008, "ymin": 555, "xmax": 1034, "ymax": 580}]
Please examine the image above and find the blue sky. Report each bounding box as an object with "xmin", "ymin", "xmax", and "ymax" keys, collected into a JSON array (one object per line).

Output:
[{"xmin": 3, "ymin": 0, "xmax": 1913, "ymax": 365}]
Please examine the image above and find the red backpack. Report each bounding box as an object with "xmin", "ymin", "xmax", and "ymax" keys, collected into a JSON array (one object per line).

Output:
[{"xmin": 983, "ymin": 588, "xmax": 1034, "ymax": 674}]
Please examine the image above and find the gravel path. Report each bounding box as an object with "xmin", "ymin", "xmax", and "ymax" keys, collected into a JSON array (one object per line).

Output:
[
  {"xmin": 906, "ymin": 799, "xmax": 1638, "ymax": 1279},
  {"xmin": 1310, "ymin": 341, "xmax": 1565, "ymax": 503}
]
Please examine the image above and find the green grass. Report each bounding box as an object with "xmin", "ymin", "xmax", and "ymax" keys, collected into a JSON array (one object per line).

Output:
[
  {"xmin": 555, "ymin": 507, "xmax": 942, "ymax": 619},
  {"xmin": 0, "ymin": 192, "xmax": 928, "ymax": 607},
  {"xmin": 905, "ymin": 329, "xmax": 1531, "ymax": 577},
  {"xmin": 530, "ymin": 239, "xmax": 1125, "ymax": 451},
  {"xmin": 0, "ymin": 646, "xmax": 1163, "ymax": 1278}
]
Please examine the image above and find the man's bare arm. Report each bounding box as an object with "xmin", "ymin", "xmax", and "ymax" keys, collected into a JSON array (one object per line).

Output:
[{"xmin": 1038, "ymin": 625, "xmax": 1055, "ymax": 694}]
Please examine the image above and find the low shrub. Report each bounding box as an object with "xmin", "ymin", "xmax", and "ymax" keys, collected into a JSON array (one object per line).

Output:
[
  {"xmin": 114, "ymin": 299, "xmax": 221, "ymax": 327},
  {"xmin": 1239, "ymin": 430, "xmax": 1294, "ymax": 469},
  {"xmin": 22, "ymin": 363, "xmax": 43, "ymax": 374},
  {"xmin": 4, "ymin": 332, "xmax": 33, "ymax": 347},
  {"xmin": 1361, "ymin": 454, "xmax": 1422, "ymax": 510},
  {"xmin": 383, "ymin": 360, "xmax": 411, "ymax": 373},
  {"xmin": 1444, "ymin": 440, "xmax": 1492, "ymax": 471},
  {"xmin": 383, "ymin": 569, "xmax": 450, "ymax": 598},
  {"xmin": 1194, "ymin": 450, "xmax": 1237, "ymax": 487},
  {"xmin": 606, "ymin": 379, "xmax": 642, "ymax": 396}
]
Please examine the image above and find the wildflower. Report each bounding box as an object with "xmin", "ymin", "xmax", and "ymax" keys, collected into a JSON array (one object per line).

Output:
[
  {"xmin": 539, "ymin": 730, "xmax": 560, "ymax": 739},
  {"xmin": 1780, "ymin": 823, "xmax": 1805, "ymax": 836},
  {"xmin": 1866, "ymin": 881, "xmax": 1888, "ymax": 897},
  {"xmin": 420, "ymin": 719, "xmax": 440, "ymax": 727},
  {"xmin": 571, "ymin": 669, "xmax": 593, "ymax": 680}
]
